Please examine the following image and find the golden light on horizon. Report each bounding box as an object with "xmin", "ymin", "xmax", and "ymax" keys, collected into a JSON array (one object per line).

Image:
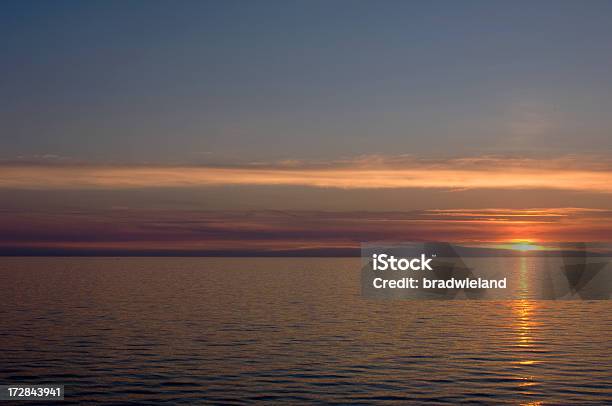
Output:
[
  {"xmin": 511, "ymin": 241, "xmax": 539, "ymax": 251},
  {"xmin": 491, "ymin": 240, "xmax": 548, "ymax": 252}
]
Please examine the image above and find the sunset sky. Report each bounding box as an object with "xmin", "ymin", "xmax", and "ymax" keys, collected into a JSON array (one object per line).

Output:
[{"xmin": 2, "ymin": 0, "xmax": 612, "ymax": 255}]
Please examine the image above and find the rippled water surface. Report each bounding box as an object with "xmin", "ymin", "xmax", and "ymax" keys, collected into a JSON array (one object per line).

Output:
[{"xmin": 1, "ymin": 258, "xmax": 611, "ymax": 404}]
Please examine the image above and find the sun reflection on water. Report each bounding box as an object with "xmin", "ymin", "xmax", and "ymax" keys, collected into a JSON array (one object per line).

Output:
[
  {"xmin": 514, "ymin": 299, "xmax": 534, "ymax": 347},
  {"xmin": 512, "ymin": 298, "xmax": 543, "ymax": 403}
]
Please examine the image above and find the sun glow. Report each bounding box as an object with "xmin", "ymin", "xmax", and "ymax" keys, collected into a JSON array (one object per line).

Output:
[
  {"xmin": 490, "ymin": 240, "xmax": 548, "ymax": 252},
  {"xmin": 512, "ymin": 241, "xmax": 539, "ymax": 251}
]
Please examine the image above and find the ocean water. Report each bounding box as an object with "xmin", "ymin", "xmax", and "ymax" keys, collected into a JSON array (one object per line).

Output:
[{"xmin": 0, "ymin": 257, "xmax": 611, "ymax": 404}]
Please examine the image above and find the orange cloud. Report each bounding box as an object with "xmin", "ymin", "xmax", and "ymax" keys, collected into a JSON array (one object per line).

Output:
[{"xmin": 1, "ymin": 156, "xmax": 612, "ymax": 192}]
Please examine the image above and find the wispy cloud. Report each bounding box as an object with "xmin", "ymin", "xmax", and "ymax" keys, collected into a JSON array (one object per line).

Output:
[
  {"xmin": 1, "ymin": 155, "xmax": 611, "ymax": 192},
  {"xmin": 1, "ymin": 207, "xmax": 611, "ymax": 255}
]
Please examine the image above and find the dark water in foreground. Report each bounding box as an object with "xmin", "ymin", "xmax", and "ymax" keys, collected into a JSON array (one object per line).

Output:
[{"xmin": 0, "ymin": 258, "xmax": 611, "ymax": 405}]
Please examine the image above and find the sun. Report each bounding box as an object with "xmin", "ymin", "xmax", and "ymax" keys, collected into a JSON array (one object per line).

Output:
[
  {"xmin": 507, "ymin": 239, "xmax": 548, "ymax": 252},
  {"xmin": 512, "ymin": 241, "xmax": 538, "ymax": 251},
  {"xmin": 490, "ymin": 239, "xmax": 545, "ymax": 252}
]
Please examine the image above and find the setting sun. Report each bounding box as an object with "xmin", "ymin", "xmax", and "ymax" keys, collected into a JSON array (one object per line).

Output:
[
  {"xmin": 512, "ymin": 241, "xmax": 539, "ymax": 251},
  {"xmin": 491, "ymin": 240, "xmax": 548, "ymax": 252}
]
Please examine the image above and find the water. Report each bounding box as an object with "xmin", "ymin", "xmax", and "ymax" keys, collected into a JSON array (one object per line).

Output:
[{"xmin": 0, "ymin": 258, "xmax": 611, "ymax": 404}]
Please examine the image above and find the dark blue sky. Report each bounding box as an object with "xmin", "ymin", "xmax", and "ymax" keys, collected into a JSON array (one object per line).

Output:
[{"xmin": 3, "ymin": 0, "xmax": 612, "ymax": 163}]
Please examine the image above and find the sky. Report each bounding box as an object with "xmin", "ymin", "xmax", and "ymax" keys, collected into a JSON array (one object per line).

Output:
[{"xmin": 1, "ymin": 0, "xmax": 612, "ymax": 255}]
